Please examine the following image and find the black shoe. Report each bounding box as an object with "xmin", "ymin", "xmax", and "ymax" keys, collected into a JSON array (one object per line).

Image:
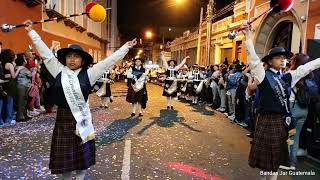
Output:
[
  {"xmin": 110, "ymin": 99, "xmax": 113, "ymax": 103},
  {"xmin": 16, "ymin": 119, "xmax": 25, "ymax": 122},
  {"xmin": 167, "ymin": 106, "xmax": 170, "ymax": 110},
  {"xmin": 171, "ymin": 106, "xmax": 174, "ymax": 110},
  {"xmin": 139, "ymin": 113, "xmax": 143, "ymax": 117},
  {"xmin": 25, "ymin": 115, "xmax": 32, "ymax": 120},
  {"xmin": 104, "ymin": 106, "xmax": 108, "ymax": 109},
  {"xmin": 131, "ymin": 113, "xmax": 135, "ymax": 117}
]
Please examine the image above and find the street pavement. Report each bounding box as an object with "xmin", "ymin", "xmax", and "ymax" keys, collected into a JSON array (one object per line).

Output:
[{"xmin": 0, "ymin": 82, "xmax": 319, "ymax": 180}]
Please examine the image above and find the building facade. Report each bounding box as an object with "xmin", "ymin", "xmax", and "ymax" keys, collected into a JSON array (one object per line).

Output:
[
  {"xmin": 106, "ymin": 0, "xmax": 121, "ymax": 56},
  {"xmin": 170, "ymin": 0, "xmax": 320, "ymax": 66},
  {"xmin": 170, "ymin": 0, "xmax": 248, "ymax": 66},
  {"xmin": 0, "ymin": 0, "xmax": 112, "ymax": 63}
]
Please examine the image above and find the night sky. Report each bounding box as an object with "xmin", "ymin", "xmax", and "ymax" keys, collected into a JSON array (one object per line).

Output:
[{"xmin": 117, "ymin": 0, "xmax": 235, "ymax": 41}]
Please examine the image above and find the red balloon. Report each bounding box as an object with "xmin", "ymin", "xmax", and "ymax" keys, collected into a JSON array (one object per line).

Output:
[
  {"xmin": 270, "ymin": 0, "xmax": 294, "ymax": 12},
  {"xmin": 85, "ymin": 2, "xmax": 97, "ymax": 13}
]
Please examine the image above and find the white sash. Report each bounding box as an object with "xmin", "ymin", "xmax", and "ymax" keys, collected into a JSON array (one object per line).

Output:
[
  {"xmin": 165, "ymin": 80, "xmax": 178, "ymax": 95},
  {"xmin": 132, "ymin": 74, "xmax": 146, "ymax": 92},
  {"xmin": 61, "ymin": 67, "xmax": 94, "ymax": 143}
]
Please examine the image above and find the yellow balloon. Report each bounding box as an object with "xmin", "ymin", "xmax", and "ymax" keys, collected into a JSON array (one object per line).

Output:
[{"xmin": 89, "ymin": 4, "xmax": 106, "ymax": 22}]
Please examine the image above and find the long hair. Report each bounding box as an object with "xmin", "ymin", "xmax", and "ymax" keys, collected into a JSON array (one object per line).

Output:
[
  {"xmin": 290, "ymin": 53, "xmax": 310, "ymax": 70},
  {"xmin": 290, "ymin": 53, "xmax": 313, "ymax": 88},
  {"xmin": 0, "ymin": 49, "xmax": 15, "ymax": 66}
]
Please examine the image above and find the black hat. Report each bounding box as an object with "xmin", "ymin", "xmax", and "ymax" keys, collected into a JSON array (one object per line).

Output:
[
  {"xmin": 133, "ymin": 57, "xmax": 145, "ymax": 63},
  {"xmin": 261, "ymin": 47, "xmax": 293, "ymax": 63},
  {"xmin": 57, "ymin": 44, "xmax": 93, "ymax": 67},
  {"xmin": 168, "ymin": 59, "xmax": 177, "ymax": 65},
  {"xmin": 234, "ymin": 63, "xmax": 243, "ymax": 71}
]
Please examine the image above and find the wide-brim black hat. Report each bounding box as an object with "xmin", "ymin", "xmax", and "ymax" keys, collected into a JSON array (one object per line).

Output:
[
  {"xmin": 261, "ymin": 47, "xmax": 293, "ymax": 63},
  {"xmin": 57, "ymin": 44, "xmax": 93, "ymax": 67},
  {"xmin": 133, "ymin": 57, "xmax": 145, "ymax": 63},
  {"xmin": 168, "ymin": 60, "xmax": 177, "ymax": 65}
]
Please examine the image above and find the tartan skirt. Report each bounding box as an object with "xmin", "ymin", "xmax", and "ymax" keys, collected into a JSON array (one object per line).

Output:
[
  {"xmin": 49, "ymin": 108, "xmax": 96, "ymax": 174},
  {"xmin": 100, "ymin": 83, "xmax": 112, "ymax": 97},
  {"xmin": 126, "ymin": 84, "xmax": 147, "ymax": 105},
  {"xmin": 162, "ymin": 80, "xmax": 177, "ymax": 97},
  {"xmin": 249, "ymin": 113, "xmax": 289, "ymax": 171}
]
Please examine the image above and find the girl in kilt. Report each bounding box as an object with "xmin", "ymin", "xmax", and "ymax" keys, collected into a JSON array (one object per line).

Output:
[
  {"xmin": 161, "ymin": 52, "xmax": 189, "ymax": 110},
  {"xmin": 243, "ymin": 23, "xmax": 320, "ymax": 179},
  {"xmin": 176, "ymin": 65, "xmax": 189, "ymax": 99},
  {"xmin": 126, "ymin": 58, "xmax": 149, "ymax": 117},
  {"xmin": 188, "ymin": 64, "xmax": 204, "ymax": 105},
  {"xmin": 96, "ymin": 69, "xmax": 113, "ymax": 108},
  {"xmin": 24, "ymin": 20, "xmax": 137, "ymax": 179}
]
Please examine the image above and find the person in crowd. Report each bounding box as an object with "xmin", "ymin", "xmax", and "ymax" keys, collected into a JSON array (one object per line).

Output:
[
  {"xmin": 216, "ymin": 64, "xmax": 228, "ymax": 113},
  {"xmin": 0, "ymin": 48, "xmax": 8, "ymax": 127},
  {"xmin": 15, "ymin": 54, "xmax": 32, "ymax": 122},
  {"xmin": 286, "ymin": 53, "xmax": 319, "ymax": 170},
  {"xmin": 0, "ymin": 49, "xmax": 23, "ymax": 125},
  {"xmin": 24, "ymin": 20, "xmax": 137, "ymax": 179},
  {"xmin": 39, "ymin": 56, "xmax": 56, "ymax": 113},
  {"xmin": 126, "ymin": 58, "xmax": 149, "ymax": 117},
  {"xmin": 226, "ymin": 63, "xmax": 243, "ymax": 121}
]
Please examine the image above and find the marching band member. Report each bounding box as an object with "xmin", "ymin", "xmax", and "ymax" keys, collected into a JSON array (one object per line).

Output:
[
  {"xmin": 188, "ymin": 64, "xmax": 204, "ymax": 104},
  {"xmin": 176, "ymin": 65, "xmax": 189, "ymax": 99},
  {"xmin": 126, "ymin": 58, "xmax": 149, "ymax": 117},
  {"xmin": 243, "ymin": 22, "xmax": 320, "ymax": 179},
  {"xmin": 161, "ymin": 52, "xmax": 189, "ymax": 110},
  {"xmin": 23, "ymin": 20, "xmax": 136, "ymax": 179},
  {"xmin": 96, "ymin": 69, "xmax": 113, "ymax": 108}
]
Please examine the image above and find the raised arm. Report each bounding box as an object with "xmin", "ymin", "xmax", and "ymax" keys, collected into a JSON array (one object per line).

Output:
[
  {"xmin": 24, "ymin": 20, "xmax": 64, "ymax": 78},
  {"xmin": 243, "ymin": 25, "xmax": 265, "ymax": 84},
  {"xmin": 161, "ymin": 52, "xmax": 169, "ymax": 70},
  {"xmin": 87, "ymin": 39, "xmax": 137, "ymax": 85},
  {"xmin": 175, "ymin": 56, "xmax": 189, "ymax": 71},
  {"xmin": 290, "ymin": 58, "xmax": 320, "ymax": 87}
]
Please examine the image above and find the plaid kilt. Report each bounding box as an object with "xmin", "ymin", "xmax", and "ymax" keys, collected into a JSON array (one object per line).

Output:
[
  {"xmin": 162, "ymin": 80, "xmax": 177, "ymax": 97},
  {"xmin": 49, "ymin": 108, "xmax": 96, "ymax": 174},
  {"xmin": 249, "ymin": 113, "xmax": 289, "ymax": 171},
  {"xmin": 126, "ymin": 83, "xmax": 148, "ymax": 106},
  {"xmin": 100, "ymin": 83, "xmax": 112, "ymax": 97},
  {"xmin": 191, "ymin": 81, "xmax": 201, "ymax": 96}
]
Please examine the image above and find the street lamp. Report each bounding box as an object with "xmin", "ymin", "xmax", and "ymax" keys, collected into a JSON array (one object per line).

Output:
[
  {"xmin": 145, "ymin": 31, "xmax": 153, "ymax": 39},
  {"xmin": 175, "ymin": 0, "xmax": 184, "ymax": 4}
]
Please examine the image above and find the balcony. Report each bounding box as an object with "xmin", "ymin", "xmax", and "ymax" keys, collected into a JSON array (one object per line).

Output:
[{"xmin": 45, "ymin": 8, "xmax": 86, "ymax": 33}]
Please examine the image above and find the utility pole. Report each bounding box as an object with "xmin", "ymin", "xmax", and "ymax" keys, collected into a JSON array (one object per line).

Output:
[
  {"xmin": 205, "ymin": 0, "xmax": 215, "ymax": 66},
  {"xmin": 196, "ymin": 7, "xmax": 203, "ymax": 65}
]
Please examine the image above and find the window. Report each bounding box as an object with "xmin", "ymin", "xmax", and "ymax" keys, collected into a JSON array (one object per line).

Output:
[
  {"xmin": 46, "ymin": 0, "xmax": 61, "ymax": 13},
  {"xmin": 94, "ymin": 49, "xmax": 98, "ymax": 63},
  {"xmin": 51, "ymin": 41, "xmax": 61, "ymax": 57},
  {"xmin": 64, "ymin": 0, "xmax": 75, "ymax": 20},
  {"xmin": 98, "ymin": 50, "xmax": 101, "ymax": 61},
  {"xmin": 88, "ymin": 48, "xmax": 93, "ymax": 59},
  {"xmin": 75, "ymin": 0, "xmax": 84, "ymax": 26},
  {"xmin": 315, "ymin": 24, "xmax": 320, "ymax": 40}
]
